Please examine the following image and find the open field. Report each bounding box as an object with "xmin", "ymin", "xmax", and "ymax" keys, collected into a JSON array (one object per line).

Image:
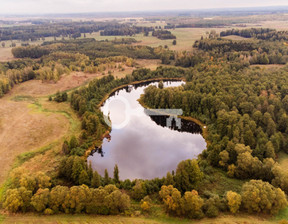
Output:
[
  {"xmin": 86, "ymin": 28, "xmax": 232, "ymax": 51},
  {"xmin": 0, "ymin": 48, "xmax": 14, "ymax": 62},
  {"xmin": 222, "ymin": 35, "xmax": 252, "ymax": 41},
  {"xmin": 0, "ymin": 213, "xmax": 283, "ymax": 224},
  {"xmin": 8, "ymin": 73, "xmax": 98, "ymax": 97},
  {"xmin": 0, "ymin": 94, "xmax": 70, "ymax": 185},
  {"xmin": 0, "ymin": 36, "xmax": 56, "ymax": 61}
]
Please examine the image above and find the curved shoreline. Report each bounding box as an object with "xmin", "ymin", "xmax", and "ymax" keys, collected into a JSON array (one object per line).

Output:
[
  {"xmin": 97, "ymin": 77, "xmax": 185, "ymax": 108},
  {"xmin": 85, "ymin": 77, "xmax": 210, "ymax": 158},
  {"xmin": 138, "ymin": 97, "xmax": 209, "ymax": 145}
]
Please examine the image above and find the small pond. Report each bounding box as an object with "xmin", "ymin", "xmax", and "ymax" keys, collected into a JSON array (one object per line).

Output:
[{"xmin": 87, "ymin": 80, "xmax": 206, "ymax": 180}]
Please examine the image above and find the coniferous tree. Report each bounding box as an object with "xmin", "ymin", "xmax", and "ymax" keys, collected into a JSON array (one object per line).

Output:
[
  {"xmin": 113, "ymin": 164, "xmax": 120, "ymax": 184},
  {"xmin": 91, "ymin": 171, "xmax": 101, "ymax": 188}
]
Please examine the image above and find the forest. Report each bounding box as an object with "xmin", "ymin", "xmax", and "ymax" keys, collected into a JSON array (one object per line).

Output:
[
  {"xmin": 2, "ymin": 26, "xmax": 288, "ymax": 222},
  {"xmin": 0, "ymin": 21, "xmax": 156, "ymax": 41},
  {"xmin": 0, "ymin": 37, "xmax": 172, "ymax": 97}
]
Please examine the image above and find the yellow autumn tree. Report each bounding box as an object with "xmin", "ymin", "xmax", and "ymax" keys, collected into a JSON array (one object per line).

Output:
[
  {"xmin": 226, "ymin": 191, "xmax": 241, "ymax": 214},
  {"xmin": 181, "ymin": 190, "xmax": 204, "ymax": 219},
  {"xmin": 159, "ymin": 185, "xmax": 182, "ymax": 216},
  {"xmin": 241, "ymin": 180, "xmax": 287, "ymax": 214},
  {"xmin": 140, "ymin": 196, "xmax": 152, "ymax": 213}
]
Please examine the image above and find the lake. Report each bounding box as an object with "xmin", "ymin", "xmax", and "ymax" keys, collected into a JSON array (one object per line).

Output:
[{"xmin": 87, "ymin": 80, "xmax": 206, "ymax": 180}]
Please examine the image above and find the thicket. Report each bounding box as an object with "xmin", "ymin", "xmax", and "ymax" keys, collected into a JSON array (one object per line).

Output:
[
  {"xmin": 152, "ymin": 30, "xmax": 176, "ymax": 40},
  {"xmin": 3, "ymin": 168, "xmax": 130, "ymax": 215}
]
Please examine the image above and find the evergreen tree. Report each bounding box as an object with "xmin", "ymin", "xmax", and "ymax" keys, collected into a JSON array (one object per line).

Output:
[
  {"xmin": 91, "ymin": 171, "xmax": 101, "ymax": 188},
  {"xmin": 79, "ymin": 170, "xmax": 90, "ymax": 186},
  {"xmin": 62, "ymin": 140, "xmax": 69, "ymax": 155},
  {"xmin": 113, "ymin": 164, "xmax": 120, "ymax": 184},
  {"xmin": 87, "ymin": 161, "xmax": 93, "ymax": 180},
  {"xmin": 104, "ymin": 169, "xmax": 110, "ymax": 186},
  {"xmin": 69, "ymin": 135, "xmax": 79, "ymax": 150}
]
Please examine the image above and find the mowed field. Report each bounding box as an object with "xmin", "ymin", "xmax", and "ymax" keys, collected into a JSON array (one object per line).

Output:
[
  {"xmin": 0, "ymin": 74, "xmax": 87, "ymax": 186},
  {"xmin": 0, "ymin": 213, "xmax": 284, "ymax": 224}
]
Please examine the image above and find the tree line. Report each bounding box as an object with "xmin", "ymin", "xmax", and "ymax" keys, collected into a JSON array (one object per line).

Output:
[
  {"xmin": 0, "ymin": 21, "xmax": 151, "ymax": 42},
  {"xmin": 100, "ymin": 26, "xmax": 154, "ymax": 36},
  {"xmin": 220, "ymin": 28, "xmax": 288, "ymax": 41}
]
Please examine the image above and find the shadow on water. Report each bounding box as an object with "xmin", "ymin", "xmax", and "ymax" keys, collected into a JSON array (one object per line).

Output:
[{"xmin": 148, "ymin": 115, "xmax": 202, "ymax": 134}]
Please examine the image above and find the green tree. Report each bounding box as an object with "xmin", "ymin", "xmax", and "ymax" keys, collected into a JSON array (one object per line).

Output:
[
  {"xmin": 104, "ymin": 189, "xmax": 130, "ymax": 214},
  {"xmin": 113, "ymin": 164, "xmax": 120, "ymax": 184},
  {"xmin": 104, "ymin": 169, "xmax": 110, "ymax": 186},
  {"xmin": 158, "ymin": 80, "xmax": 164, "ymax": 89},
  {"xmin": 164, "ymin": 172, "xmax": 175, "ymax": 186},
  {"xmin": 72, "ymin": 157, "xmax": 85, "ymax": 184},
  {"xmin": 87, "ymin": 161, "xmax": 93, "ymax": 180},
  {"xmin": 175, "ymin": 159, "xmax": 203, "ymax": 193},
  {"xmin": 79, "ymin": 170, "xmax": 90, "ymax": 186},
  {"xmin": 132, "ymin": 180, "xmax": 147, "ymax": 201},
  {"xmin": 265, "ymin": 141, "xmax": 276, "ymax": 159},
  {"xmin": 91, "ymin": 171, "xmax": 101, "ymax": 188},
  {"xmin": 69, "ymin": 135, "xmax": 79, "ymax": 150}
]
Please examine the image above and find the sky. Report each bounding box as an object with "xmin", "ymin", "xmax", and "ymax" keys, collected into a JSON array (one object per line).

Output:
[{"xmin": 1, "ymin": 0, "xmax": 288, "ymax": 15}]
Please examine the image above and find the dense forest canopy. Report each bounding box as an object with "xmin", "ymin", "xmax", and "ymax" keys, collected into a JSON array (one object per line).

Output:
[{"xmin": 2, "ymin": 27, "xmax": 288, "ymax": 220}]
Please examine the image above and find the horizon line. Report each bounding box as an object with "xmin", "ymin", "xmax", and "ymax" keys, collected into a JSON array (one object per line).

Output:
[{"xmin": 1, "ymin": 5, "xmax": 288, "ymax": 17}]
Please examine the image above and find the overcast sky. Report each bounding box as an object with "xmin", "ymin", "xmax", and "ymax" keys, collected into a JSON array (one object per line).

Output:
[{"xmin": 1, "ymin": 0, "xmax": 288, "ymax": 15}]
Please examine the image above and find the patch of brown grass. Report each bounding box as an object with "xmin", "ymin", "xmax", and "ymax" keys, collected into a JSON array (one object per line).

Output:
[
  {"xmin": 0, "ymin": 213, "xmax": 278, "ymax": 224},
  {"xmin": 0, "ymin": 97, "xmax": 69, "ymax": 185},
  {"xmin": 0, "ymin": 47, "xmax": 14, "ymax": 62},
  {"xmin": 222, "ymin": 35, "xmax": 252, "ymax": 41},
  {"xmin": 278, "ymin": 151, "xmax": 288, "ymax": 170},
  {"xmin": 9, "ymin": 72, "xmax": 100, "ymax": 97}
]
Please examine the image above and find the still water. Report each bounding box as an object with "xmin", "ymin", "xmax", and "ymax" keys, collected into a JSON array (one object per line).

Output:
[{"xmin": 87, "ymin": 81, "xmax": 206, "ymax": 180}]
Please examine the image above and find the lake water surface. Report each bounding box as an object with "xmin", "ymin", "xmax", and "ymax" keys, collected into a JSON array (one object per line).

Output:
[{"xmin": 87, "ymin": 81, "xmax": 206, "ymax": 180}]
